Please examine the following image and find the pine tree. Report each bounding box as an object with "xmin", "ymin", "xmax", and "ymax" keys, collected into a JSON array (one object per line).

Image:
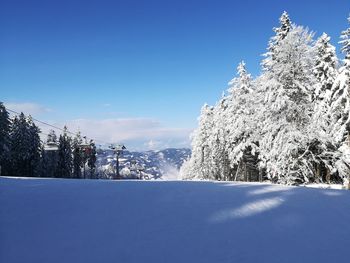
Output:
[
  {"xmin": 57, "ymin": 126, "xmax": 73, "ymax": 178},
  {"xmin": 181, "ymin": 104, "xmax": 214, "ymax": 179},
  {"xmin": 328, "ymin": 15, "xmax": 350, "ymax": 185},
  {"xmin": 72, "ymin": 131, "xmax": 83, "ymax": 178},
  {"xmin": 262, "ymin": 11, "xmax": 292, "ymax": 71},
  {"xmin": 226, "ymin": 61, "xmax": 258, "ymax": 181},
  {"xmin": 340, "ymin": 15, "xmax": 350, "ymax": 61},
  {"xmin": 10, "ymin": 113, "xmax": 32, "ymax": 177},
  {"xmin": 87, "ymin": 140, "xmax": 97, "ymax": 179},
  {"xmin": 27, "ymin": 116, "xmax": 41, "ymax": 177},
  {"xmin": 329, "ymin": 15, "xmax": 350, "ymax": 145},
  {"xmin": 210, "ymin": 96, "xmax": 230, "ymax": 180},
  {"xmin": 312, "ymin": 33, "xmax": 338, "ymax": 134},
  {"xmin": 313, "ymin": 33, "xmax": 338, "ymax": 101},
  {"xmin": 228, "ymin": 61, "xmax": 253, "ymax": 94},
  {"xmin": 257, "ymin": 25, "xmax": 317, "ymax": 183},
  {"xmin": 0, "ymin": 102, "xmax": 11, "ymax": 176}
]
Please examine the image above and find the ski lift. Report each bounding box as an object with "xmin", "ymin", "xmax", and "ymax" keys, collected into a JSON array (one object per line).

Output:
[
  {"xmin": 108, "ymin": 144, "xmax": 126, "ymax": 179},
  {"xmin": 109, "ymin": 143, "xmax": 126, "ymax": 154},
  {"xmin": 80, "ymin": 136, "xmax": 92, "ymax": 155},
  {"xmin": 44, "ymin": 141, "xmax": 59, "ymax": 151}
]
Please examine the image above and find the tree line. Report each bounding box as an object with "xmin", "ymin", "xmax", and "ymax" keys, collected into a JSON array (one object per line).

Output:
[
  {"xmin": 0, "ymin": 103, "xmax": 97, "ymax": 178},
  {"xmin": 181, "ymin": 12, "xmax": 350, "ymax": 186}
]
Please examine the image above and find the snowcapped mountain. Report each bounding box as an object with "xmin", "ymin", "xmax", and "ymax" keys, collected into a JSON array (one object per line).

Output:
[{"xmin": 96, "ymin": 148, "xmax": 191, "ymax": 179}]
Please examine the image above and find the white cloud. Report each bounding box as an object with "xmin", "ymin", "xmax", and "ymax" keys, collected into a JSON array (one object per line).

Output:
[
  {"xmin": 39, "ymin": 118, "xmax": 192, "ymax": 151},
  {"xmin": 4, "ymin": 102, "xmax": 51, "ymax": 116},
  {"xmin": 3, "ymin": 102, "xmax": 192, "ymax": 151}
]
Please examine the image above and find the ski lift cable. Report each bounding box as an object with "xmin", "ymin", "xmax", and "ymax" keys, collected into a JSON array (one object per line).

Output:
[{"xmin": 6, "ymin": 108, "xmax": 114, "ymax": 146}]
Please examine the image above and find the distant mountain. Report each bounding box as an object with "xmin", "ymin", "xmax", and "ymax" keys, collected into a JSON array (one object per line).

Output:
[{"xmin": 96, "ymin": 148, "xmax": 191, "ymax": 179}]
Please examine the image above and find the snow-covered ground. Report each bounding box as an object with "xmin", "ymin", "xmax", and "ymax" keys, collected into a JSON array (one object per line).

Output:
[{"xmin": 1, "ymin": 177, "xmax": 349, "ymax": 263}]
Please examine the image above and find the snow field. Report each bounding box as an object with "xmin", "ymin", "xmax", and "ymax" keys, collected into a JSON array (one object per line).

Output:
[{"xmin": 1, "ymin": 177, "xmax": 350, "ymax": 263}]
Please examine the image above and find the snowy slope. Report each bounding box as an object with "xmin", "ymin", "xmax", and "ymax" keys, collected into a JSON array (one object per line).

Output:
[{"xmin": 1, "ymin": 177, "xmax": 350, "ymax": 263}]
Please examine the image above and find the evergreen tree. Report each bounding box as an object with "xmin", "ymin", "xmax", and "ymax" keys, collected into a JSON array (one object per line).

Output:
[
  {"xmin": 328, "ymin": 15, "xmax": 350, "ymax": 184},
  {"xmin": 228, "ymin": 61, "xmax": 253, "ymax": 94},
  {"xmin": 259, "ymin": 25, "xmax": 317, "ymax": 183},
  {"xmin": 181, "ymin": 104, "xmax": 214, "ymax": 179},
  {"xmin": 329, "ymin": 15, "xmax": 350, "ymax": 145},
  {"xmin": 226, "ymin": 61, "xmax": 258, "ymax": 181},
  {"xmin": 313, "ymin": 33, "xmax": 338, "ymax": 101},
  {"xmin": 0, "ymin": 103, "xmax": 11, "ymax": 176},
  {"xmin": 340, "ymin": 15, "xmax": 350, "ymax": 60},
  {"xmin": 87, "ymin": 140, "xmax": 97, "ymax": 179},
  {"xmin": 262, "ymin": 11, "xmax": 292, "ymax": 71},
  {"xmin": 10, "ymin": 113, "xmax": 32, "ymax": 177},
  {"xmin": 27, "ymin": 116, "xmax": 41, "ymax": 177},
  {"xmin": 312, "ymin": 33, "xmax": 338, "ymax": 134},
  {"xmin": 72, "ymin": 131, "xmax": 83, "ymax": 178},
  {"xmin": 211, "ymin": 96, "xmax": 230, "ymax": 180},
  {"xmin": 57, "ymin": 126, "xmax": 73, "ymax": 178}
]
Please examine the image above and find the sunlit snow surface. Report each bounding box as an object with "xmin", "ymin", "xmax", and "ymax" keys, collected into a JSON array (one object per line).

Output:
[{"xmin": 1, "ymin": 177, "xmax": 350, "ymax": 263}]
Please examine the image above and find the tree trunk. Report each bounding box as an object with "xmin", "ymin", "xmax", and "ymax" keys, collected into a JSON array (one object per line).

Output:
[
  {"xmin": 315, "ymin": 163, "xmax": 320, "ymax": 183},
  {"xmin": 326, "ymin": 168, "xmax": 331, "ymax": 184}
]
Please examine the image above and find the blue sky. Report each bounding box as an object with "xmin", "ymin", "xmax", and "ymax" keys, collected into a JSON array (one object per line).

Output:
[{"xmin": 1, "ymin": 0, "xmax": 349, "ymax": 150}]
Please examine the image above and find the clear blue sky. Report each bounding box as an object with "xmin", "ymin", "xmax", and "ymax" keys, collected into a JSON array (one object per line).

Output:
[{"xmin": 1, "ymin": 0, "xmax": 349, "ymax": 149}]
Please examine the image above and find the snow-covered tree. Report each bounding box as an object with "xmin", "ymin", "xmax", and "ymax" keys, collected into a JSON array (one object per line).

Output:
[
  {"xmin": 181, "ymin": 104, "xmax": 214, "ymax": 179},
  {"xmin": 262, "ymin": 11, "xmax": 291, "ymax": 71},
  {"xmin": 340, "ymin": 15, "xmax": 350, "ymax": 60},
  {"xmin": 57, "ymin": 126, "xmax": 73, "ymax": 178},
  {"xmin": 313, "ymin": 33, "xmax": 338, "ymax": 101},
  {"xmin": 226, "ymin": 61, "xmax": 259, "ymax": 181},
  {"xmin": 210, "ymin": 96, "xmax": 230, "ymax": 180},
  {"xmin": 328, "ymin": 15, "xmax": 350, "ymax": 184},
  {"xmin": 228, "ymin": 61, "xmax": 253, "ymax": 94},
  {"xmin": 312, "ymin": 33, "xmax": 338, "ymax": 134},
  {"xmin": 40, "ymin": 130, "xmax": 59, "ymax": 178},
  {"xmin": 0, "ymin": 103, "xmax": 11, "ymax": 176},
  {"xmin": 181, "ymin": 12, "xmax": 350, "ymax": 186},
  {"xmin": 258, "ymin": 25, "xmax": 318, "ymax": 183},
  {"xmin": 329, "ymin": 15, "xmax": 350, "ymax": 145}
]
